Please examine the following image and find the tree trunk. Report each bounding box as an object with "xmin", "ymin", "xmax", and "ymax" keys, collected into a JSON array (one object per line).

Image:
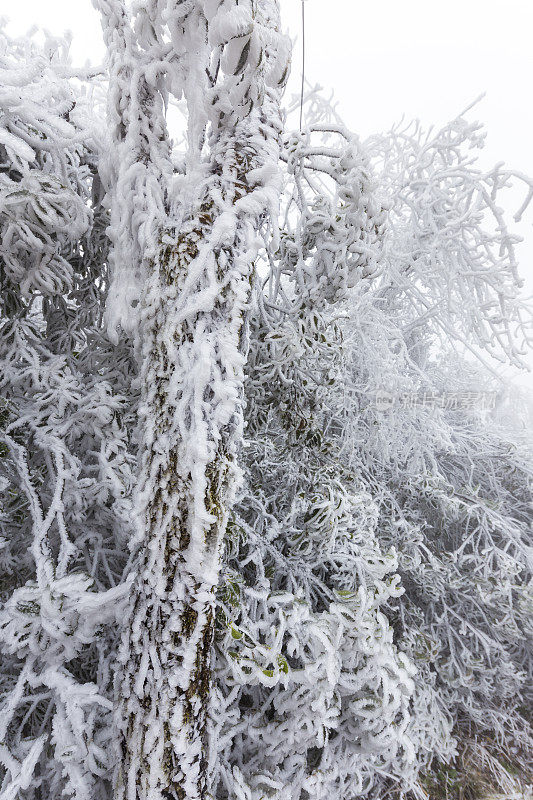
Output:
[{"xmin": 94, "ymin": 3, "xmax": 288, "ymax": 798}]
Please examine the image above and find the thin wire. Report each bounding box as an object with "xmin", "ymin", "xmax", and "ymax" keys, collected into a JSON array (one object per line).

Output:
[{"xmin": 299, "ymin": 0, "xmax": 305, "ymax": 131}]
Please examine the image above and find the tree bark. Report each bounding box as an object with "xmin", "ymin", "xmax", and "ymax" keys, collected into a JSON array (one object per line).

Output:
[{"xmin": 94, "ymin": 3, "xmax": 288, "ymax": 798}]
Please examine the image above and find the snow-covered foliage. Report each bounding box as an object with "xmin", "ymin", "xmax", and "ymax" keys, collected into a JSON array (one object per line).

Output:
[
  {"xmin": 365, "ymin": 111, "xmax": 532, "ymax": 368},
  {"xmin": 211, "ymin": 107, "xmax": 533, "ymax": 798},
  {"xmin": 212, "ymin": 128, "xmax": 418, "ymax": 800},
  {"xmin": 0, "ymin": 28, "xmax": 136, "ymax": 800},
  {"xmin": 0, "ymin": 8, "xmax": 532, "ymax": 800}
]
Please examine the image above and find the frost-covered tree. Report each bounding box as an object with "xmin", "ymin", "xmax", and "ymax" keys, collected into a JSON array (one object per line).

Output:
[
  {"xmin": 91, "ymin": 2, "xmax": 289, "ymax": 798},
  {"xmin": 219, "ymin": 98, "xmax": 532, "ymax": 798},
  {"xmin": 1, "ymin": 7, "xmax": 532, "ymax": 800},
  {"xmin": 358, "ymin": 112, "xmax": 533, "ymax": 797},
  {"xmin": 212, "ymin": 125, "xmax": 418, "ymax": 800},
  {"xmin": 208, "ymin": 104, "xmax": 533, "ymax": 799}
]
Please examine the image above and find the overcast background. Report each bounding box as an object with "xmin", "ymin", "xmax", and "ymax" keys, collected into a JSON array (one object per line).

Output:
[{"xmin": 4, "ymin": 0, "xmax": 533, "ymax": 395}]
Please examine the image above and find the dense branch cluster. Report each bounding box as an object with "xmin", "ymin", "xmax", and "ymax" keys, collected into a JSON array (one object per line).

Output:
[
  {"xmin": 0, "ymin": 28, "xmax": 136, "ymax": 800},
  {"xmin": 0, "ymin": 8, "xmax": 531, "ymax": 800}
]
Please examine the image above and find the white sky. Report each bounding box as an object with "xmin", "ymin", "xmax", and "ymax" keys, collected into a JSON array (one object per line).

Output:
[{"xmin": 4, "ymin": 0, "xmax": 533, "ymax": 391}]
